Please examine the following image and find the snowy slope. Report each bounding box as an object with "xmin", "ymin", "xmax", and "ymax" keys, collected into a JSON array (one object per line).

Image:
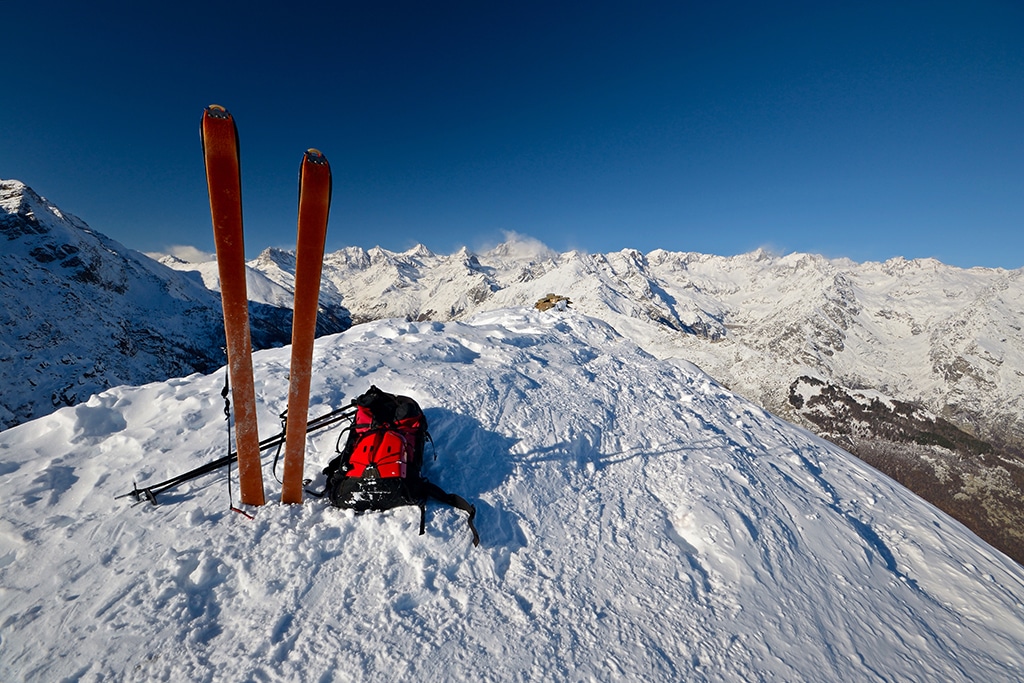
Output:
[
  {"xmin": 644, "ymin": 251, "xmax": 1024, "ymax": 450},
  {"xmin": 2, "ymin": 310, "xmax": 1022, "ymax": 682},
  {"xmin": 0, "ymin": 178, "xmax": 349, "ymax": 430},
  {"xmin": 0, "ymin": 179, "xmax": 229, "ymax": 429}
]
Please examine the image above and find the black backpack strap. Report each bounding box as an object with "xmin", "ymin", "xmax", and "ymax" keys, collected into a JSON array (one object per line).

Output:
[
  {"xmin": 419, "ymin": 479, "xmax": 480, "ymax": 547},
  {"xmin": 304, "ymin": 485, "xmax": 327, "ymax": 499},
  {"xmin": 271, "ymin": 409, "xmax": 289, "ymax": 484}
]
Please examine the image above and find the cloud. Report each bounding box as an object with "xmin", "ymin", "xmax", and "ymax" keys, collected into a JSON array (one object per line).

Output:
[
  {"xmin": 145, "ymin": 245, "xmax": 215, "ymax": 263},
  {"xmin": 479, "ymin": 230, "xmax": 558, "ymax": 261}
]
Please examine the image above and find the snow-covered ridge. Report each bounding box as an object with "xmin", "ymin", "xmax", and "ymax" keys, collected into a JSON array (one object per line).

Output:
[
  {"xmin": 2, "ymin": 179, "xmax": 222, "ymax": 427},
  {"xmin": 0, "ymin": 179, "xmax": 347, "ymax": 431},
  {"xmin": 2, "ymin": 310, "xmax": 1023, "ymax": 680}
]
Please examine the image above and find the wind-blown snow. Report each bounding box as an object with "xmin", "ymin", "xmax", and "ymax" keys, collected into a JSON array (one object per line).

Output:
[{"xmin": 2, "ymin": 310, "xmax": 1023, "ymax": 681}]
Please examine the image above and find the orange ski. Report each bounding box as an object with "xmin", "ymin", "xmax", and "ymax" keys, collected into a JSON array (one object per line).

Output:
[
  {"xmin": 281, "ymin": 149, "xmax": 332, "ymax": 503},
  {"xmin": 201, "ymin": 105, "xmax": 265, "ymax": 506}
]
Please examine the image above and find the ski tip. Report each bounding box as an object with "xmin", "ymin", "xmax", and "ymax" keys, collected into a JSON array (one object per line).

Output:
[
  {"xmin": 205, "ymin": 104, "xmax": 232, "ymax": 120},
  {"xmin": 305, "ymin": 148, "xmax": 329, "ymax": 165}
]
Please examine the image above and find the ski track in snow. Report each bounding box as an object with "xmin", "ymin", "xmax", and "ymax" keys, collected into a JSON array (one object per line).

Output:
[{"xmin": 1, "ymin": 309, "xmax": 1023, "ymax": 682}]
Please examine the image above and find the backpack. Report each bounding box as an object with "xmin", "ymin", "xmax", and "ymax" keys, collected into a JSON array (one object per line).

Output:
[{"xmin": 317, "ymin": 386, "xmax": 479, "ymax": 546}]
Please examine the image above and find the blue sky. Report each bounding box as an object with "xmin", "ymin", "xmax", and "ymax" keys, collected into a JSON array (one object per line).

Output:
[{"xmin": 4, "ymin": 1, "xmax": 1022, "ymax": 268}]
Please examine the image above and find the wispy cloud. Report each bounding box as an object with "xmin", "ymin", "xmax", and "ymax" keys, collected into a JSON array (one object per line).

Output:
[{"xmin": 145, "ymin": 245, "xmax": 215, "ymax": 263}]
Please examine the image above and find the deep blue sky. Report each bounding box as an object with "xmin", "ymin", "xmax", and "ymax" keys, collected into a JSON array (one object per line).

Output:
[{"xmin": 4, "ymin": 1, "xmax": 1022, "ymax": 268}]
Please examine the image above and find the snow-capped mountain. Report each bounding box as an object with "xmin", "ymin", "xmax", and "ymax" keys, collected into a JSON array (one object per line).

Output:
[
  {"xmin": 293, "ymin": 240, "xmax": 1024, "ymax": 456},
  {"xmin": 3, "ymin": 178, "xmax": 1021, "ymax": 564},
  {"xmin": 245, "ymin": 239, "xmax": 1024, "ymax": 564},
  {"xmin": 0, "ymin": 179, "xmax": 347, "ymax": 430},
  {"xmin": 2, "ymin": 310, "xmax": 1022, "ymax": 681}
]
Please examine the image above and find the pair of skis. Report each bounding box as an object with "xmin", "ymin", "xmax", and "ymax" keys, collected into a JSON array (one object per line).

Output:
[{"xmin": 201, "ymin": 104, "xmax": 330, "ymax": 506}]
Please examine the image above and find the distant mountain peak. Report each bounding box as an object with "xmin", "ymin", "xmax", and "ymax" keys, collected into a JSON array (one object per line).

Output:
[
  {"xmin": 252, "ymin": 246, "xmax": 296, "ymax": 272},
  {"xmin": 402, "ymin": 243, "xmax": 435, "ymax": 259}
]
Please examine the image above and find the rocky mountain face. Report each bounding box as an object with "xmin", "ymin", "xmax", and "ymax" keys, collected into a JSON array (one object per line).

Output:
[
  {"xmin": 246, "ymin": 239, "xmax": 1024, "ymax": 563},
  {"xmin": 789, "ymin": 376, "xmax": 1024, "ymax": 560},
  {"xmin": 0, "ymin": 180, "xmax": 347, "ymax": 430}
]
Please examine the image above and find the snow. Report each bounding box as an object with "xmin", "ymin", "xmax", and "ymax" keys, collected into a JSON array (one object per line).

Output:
[{"xmin": 2, "ymin": 309, "xmax": 1024, "ymax": 681}]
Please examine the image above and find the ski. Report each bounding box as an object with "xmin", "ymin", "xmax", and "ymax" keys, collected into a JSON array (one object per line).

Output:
[
  {"xmin": 280, "ymin": 149, "xmax": 332, "ymax": 503},
  {"xmin": 201, "ymin": 104, "xmax": 265, "ymax": 506}
]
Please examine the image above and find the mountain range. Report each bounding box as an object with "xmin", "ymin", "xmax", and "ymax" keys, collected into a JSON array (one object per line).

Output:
[{"xmin": 3, "ymin": 178, "xmax": 1022, "ymax": 565}]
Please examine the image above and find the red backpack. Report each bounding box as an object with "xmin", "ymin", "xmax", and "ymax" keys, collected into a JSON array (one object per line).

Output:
[
  {"xmin": 345, "ymin": 393, "xmax": 425, "ymax": 480},
  {"xmin": 318, "ymin": 386, "xmax": 479, "ymax": 546}
]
